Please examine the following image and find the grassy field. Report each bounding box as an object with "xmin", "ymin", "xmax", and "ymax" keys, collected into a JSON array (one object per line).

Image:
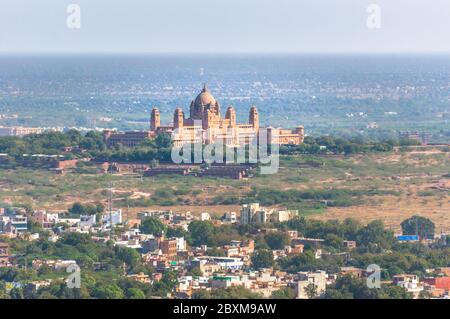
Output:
[{"xmin": 0, "ymin": 148, "xmax": 449, "ymax": 232}]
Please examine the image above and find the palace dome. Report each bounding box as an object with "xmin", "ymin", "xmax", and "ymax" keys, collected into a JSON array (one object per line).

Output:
[{"xmin": 194, "ymin": 85, "xmax": 216, "ymax": 107}]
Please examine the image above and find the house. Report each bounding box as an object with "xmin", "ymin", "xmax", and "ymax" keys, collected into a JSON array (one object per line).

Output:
[
  {"xmin": 292, "ymin": 237, "xmax": 325, "ymax": 248},
  {"xmin": 139, "ymin": 210, "xmax": 173, "ymax": 223},
  {"xmin": 0, "ymin": 214, "xmax": 28, "ymax": 233},
  {"xmin": 191, "ymin": 260, "xmax": 222, "ymax": 277},
  {"xmin": 33, "ymin": 210, "xmax": 59, "ymax": 229},
  {"xmin": 239, "ymin": 203, "xmax": 297, "ymax": 225},
  {"xmin": 160, "ymin": 239, "xmax": 178, "ymax": 256},
  {"xmin": 141, "ymin": 236, "xmax": 160, "ymax": 254},
  {"xmin": 190, "ymin": 256, "xmax": 244, "ymax": 272},
  {"xmin": 295, "ymin": 271, "xmax": 327, "ymax": 299},
  {"xmin": 339, "ymin": 267, "xmax": 366, "ymax": 278},
  {"xmin": 175, "ymin": 237, "xmax": 186, "ymax": 252},
  {"xmin": 422, "ymin": 277, "xmax": 450, "ymax": 291},
  {"xmin": 285, "ymin": 230, "xmax": 299, "ymax": 239},
  {"xmin": 285, "ymin": 244, "xmax": 304, "ymax": 255},
  {"xmin": 127, "ymin": 273, "xmax": 151, "ymax": 284},
  {"xmin": 102, "ymin": 209, "xmax": 122, "ymax": 227},
  {"xmin": 32, "ymin": 259, "xmax": 77, "ymax": 271},
  {"xmin": 0, "ymin": 242, "xmax": 10, "ymax": 267},
  {"xmin": 393, "ymin": 274, "xmax": 423, "ymax": 298},
  {"xmin": 434, "ymin": 267, "xmax": 450, "ymax": 277},
  {"xmin": 210, "ymin": 275, "xmax": 242, "ymax": 289},
  {"xmin": 200, "ymin": 212, "xmax": 211, "ymax": 221},
  {"xmin": 343, "ymin": 240, "xmax": 357, "ymax": 249},
  {"xmin": 80, "ymin": 214, "xmax": 97, "ymax": 228},
  {"xmin": 222, "ymin": 212, "xmax": 237, "ymax": 223}
]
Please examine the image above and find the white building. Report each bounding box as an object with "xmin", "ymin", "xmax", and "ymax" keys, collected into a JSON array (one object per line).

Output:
[
  {"xmin": 295, "ymin": 271, "xmax": 327, "ymax": 299},
  {"xmin": 102, "ymin": 209, "xmax": 122, "ymax": 227},
  {"xmin": 240, "ymin": 203, "xmax": 297, "ymax": 225},
  {"xmin": 223, "ymin": 212, "xmax": 237, "ymax": 223},
  {"xmin": 80, "ymin": 215, "xmax": 96, "ymax": 228}
]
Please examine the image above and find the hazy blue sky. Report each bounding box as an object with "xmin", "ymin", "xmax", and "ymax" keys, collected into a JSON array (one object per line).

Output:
[{"xmin": 0, "ymin": 0, "xmax": 449, "ymax": 53}]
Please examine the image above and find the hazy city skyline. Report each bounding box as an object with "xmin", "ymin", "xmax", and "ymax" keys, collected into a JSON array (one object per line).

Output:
[{"xmin": 0, "ymin": 0, "xmax": 449, "ymax": 54}]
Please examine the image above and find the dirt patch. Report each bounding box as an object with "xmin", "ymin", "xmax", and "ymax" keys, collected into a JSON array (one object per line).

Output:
[{"xmin": 310, "ymin": 194, "xmax": 450, "ymax": 232}]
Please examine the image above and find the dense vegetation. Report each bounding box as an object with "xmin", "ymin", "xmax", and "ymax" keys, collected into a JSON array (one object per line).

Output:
[
  {"xmin": 0, "ymin": 130, "xmax": 423, "ymax": 167},
  {"xmin": 279, "ymin": 136, "xmax": 421, "ymax": 156}
]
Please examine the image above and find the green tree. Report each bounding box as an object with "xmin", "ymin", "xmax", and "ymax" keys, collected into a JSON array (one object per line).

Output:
[
  {"xmin": 92, "ymin": 283, "xmax": 124, "ymax": 299},
  {"xmin": 115, "ymin": 246, "xmax": 141, "ymax": 270},
  {"xmin": 155, "ymin": 132, "xmax": 172, "ymax": 149},
  {"xmin": 166, "ymin": 226, "xmax": 188, "ymax": 239},
  {"xmin": 139, "ymin": 217, "xmax": 167, "ymax": 236},
  {"xmin": 192, "ymin": 289, "xmax": 212, "ymax": 299},
  {"xmin": 264, "ymin": 232, "xmax": 289, "ymax": 250},
  {"xmin": 0, "ymin": 282, "xmax": 10, "ymax": 299},
  {"xmin": 68, "ymin": 202, "xmax": 98, "ymax": 216},
  {"xmin": 186, "ymin": 267, "xmax": 203, "ymax": 277},
  {"xmin": 251, "ymin": 249, "xmax": 274, "ymax": 269},
  {"xmin": 304, "ymin": 283, "xmax": 318, "ymax": 299},
  {"xmin": 188, "ymin": 220, "xmax": 214, "ymax": 247},
  {"xmin": 401, "ymin": 216, "xmax": 435, "ymax": 238},
  {"xmin": 356, "ymin": 220, "xmax": 394, "ymax": 251},
  {"xmin": 271, "ymin": 287, "xmax": 295, "ymax": 299},
  {"xmin": 10, "ymin": 287, "xmax": 24, "ymax": 299},
  {"xmin": 126, "ymin": 288, "xmax": 146, "ymax": 299}
]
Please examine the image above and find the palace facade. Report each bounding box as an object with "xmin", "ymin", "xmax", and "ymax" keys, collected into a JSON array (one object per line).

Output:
[{"xmin": 104, "ymin": 85, "xmax": 304, "ymax": 148}]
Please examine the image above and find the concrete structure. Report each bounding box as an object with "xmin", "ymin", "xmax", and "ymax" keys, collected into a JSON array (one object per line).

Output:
[
  {"xmin": 0, "ymin": 126, "xmax": 44, "ymax": 137},
  {"xmin": 103, "ymin": 130, "xmax": 153, "ymax": 148},
  {"xmin": 393, "ymin": 274, "xmax": 424, "ymax": 298},
  {"xmin": 223, "ymin": 212, "xmax": 237, "ymax": 223},
  {"xmin": 423, "ymin": 277, "xmax": 450, "ymax": 290},
  {"xmin": 102, "ymin": 209, "xmax": 122, "ymax": 227},
  {"xmin": 239, "ymin": 203, "xmax": 298, "ymax": 225},
  {"xmin": 0, "ymin": 214, "xmax": 28, "ymax": 233},
  {"xmin": 80, "ymin": 215, "xmax": 97, "ymax": 228},
  {"xmin": 33, "ymin": 211, "xmax": 59, "ymax": 229},
  {"xmin": 160, "ymin": 239, "xmax": 178, "ymax": 256},
  {"xmin": 295, "ymin": 271, "xmax": 327, "ymax": 299},
  {"xmin": 0, "ymin": 243, "xmax": 10, "ymax": 267},
  {"xmin": 192, "ymin": 256, "xmax": 244, "ymax": 271}
]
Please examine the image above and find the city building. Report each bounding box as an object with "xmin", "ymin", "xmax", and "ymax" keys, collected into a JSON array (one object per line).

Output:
[
  {"xmin": 0, "ymin": 126, "xmax": 44, "ymax": 137},
  {"xmin": 239, "ymin": 203, "xmax": 298, "ymax": 225},
  {"xmin": 102, "ymin": 209, "xmax": 122, "ymax": 227},
  {"xmin": 191, "ymin": 256, "xmax": 244, "ymax": 271},
  {"xmin": 422, "ymin": 277, "xmax": 450, "ymax": 291},
  {"xmin": 0, "ymin": 214, "xmax": 28, "ymax": 233},
  {"xmin": 0, "ymin": 243, "xmax": 10, "ymax": 267},
  {"xmin": 80, "ymin": 215, "xmax": 97, "ymax": 228},
  {"xmin": 33, "ymin": 210, "xmax": 59, "ymax": 229},
  {"xmin": 295, "ymin": 271, "xmax": 327, "ymax": 299},
  {"xmin": 222, "ymin": 212, "xmax": 237, "ymax": 223},
  {"xmin": 392, "ymin": 274, "xmax": 424, "ymax": 298},
  {"xmin": 160, "ymin": 238, "xmax": 178, "ymax": 256},
  {"xmin": 103, "ymin": 85, "xmax": 304, "ymax": 148}
]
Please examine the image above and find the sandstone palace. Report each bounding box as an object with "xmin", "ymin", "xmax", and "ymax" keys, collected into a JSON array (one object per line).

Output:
[{"xmin": 103, "ymin": 85, "xmax": 305, "ymax": 148}]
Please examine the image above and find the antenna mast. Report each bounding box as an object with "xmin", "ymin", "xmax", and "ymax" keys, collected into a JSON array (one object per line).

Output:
[{"xmin": 109, "ymin": 182, "xmax": 113, "ymax": 239}]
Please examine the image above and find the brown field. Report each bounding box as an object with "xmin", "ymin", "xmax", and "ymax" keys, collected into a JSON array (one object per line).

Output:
[
  {"xmin": 312, "ymin": 194, "xmax": 450, "ymax": 233},
  {"xmin": 1, "ymin": 147, "xmax": 448, "ymax": 231}
]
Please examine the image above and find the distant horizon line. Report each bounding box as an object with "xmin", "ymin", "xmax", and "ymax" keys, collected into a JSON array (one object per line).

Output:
[{"xmin": 0, "ymin": 51, "xmax": 450, "ymax": 57}]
